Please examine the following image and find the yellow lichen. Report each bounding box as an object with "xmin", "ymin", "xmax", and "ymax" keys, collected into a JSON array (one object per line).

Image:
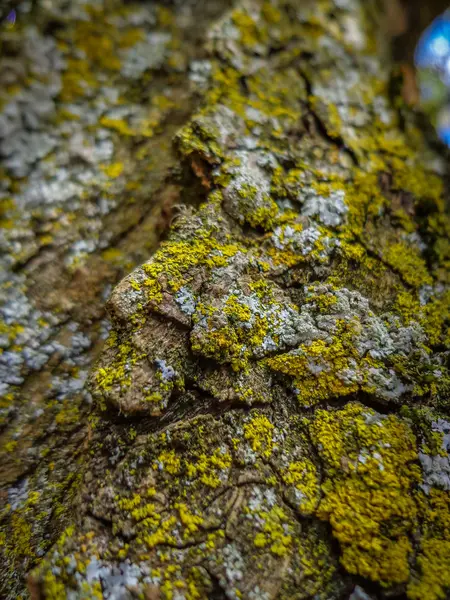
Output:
[
  {"xmin": 243, "ymin": 413, "xmax": 274, "ymax": 458},
  {"xmin": 266, "ymin": 319, "xmax": 377, "ymax": 406},
  {"xmin": 310, "ymin": 403, "xmax": 420, "ymax": 586},
  {"xmin": 384, "ymin": 242, "xmax": 432, "ymax": 288},
  {"xmin": 281, "ymin": 460, "xmax": 319, "ymax": 515},
  {"xmin": 141, "ymin": 229, "xmax": 243, "ymax": 306},
  {"xmin": 232, "ymin": 9, "xmax": 267, "ymax": 49},
  {"xmin": 95, "ymin": 335, "xmax": 144, "ymax": 392},
  {"xmin": 252, "ymin": 506, "xmax": 292, "ymax": 556},
  {"xmin": 408, "ymin": 490, "xmax": 450, "ymax": 600},
  {"xmin": 186, "ymin": 448, "xmax": 232, "ymax": 488},
  {"xmin": 101, "ymin": 162, "xmax": 125, "ymax": 179},
  {"xmin": 154, "ymin": 450, "xmax": 181, "ymax": 475},
  {"xmin": 99, "ymin": 117, "xmax": 135, "ymax": 136}
]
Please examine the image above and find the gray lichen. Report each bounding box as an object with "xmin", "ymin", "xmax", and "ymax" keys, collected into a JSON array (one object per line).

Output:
[{"xmin": 1, "ymin": 0, "xmax": 450, "ymax": 599}]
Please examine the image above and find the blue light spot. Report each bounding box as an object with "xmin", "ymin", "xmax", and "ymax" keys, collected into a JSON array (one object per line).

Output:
[
  {"xmin": 415, "ymin": 10, "xmax": 450, "ymax": 146},
  {"xmin": 437, "ymin": 106, "xmax": 450, "ymax": 145},
  {"xmin": 415, "ymin": 11, "xmax": 450, "ymax": 68},
  {"xmin": 6, "ymin": 9, "xmax": 16, "ymax": 25}
]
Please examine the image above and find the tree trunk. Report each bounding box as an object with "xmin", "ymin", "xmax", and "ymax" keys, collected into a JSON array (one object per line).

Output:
[{"xmin": 1, "ymin": 0, "xmax": 449, "ymax": 599}]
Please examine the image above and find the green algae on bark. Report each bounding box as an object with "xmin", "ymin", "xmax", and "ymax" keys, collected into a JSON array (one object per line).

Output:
[{"xmin": 2, "ymin": 0, "xmax": 450, "ymax": 598}]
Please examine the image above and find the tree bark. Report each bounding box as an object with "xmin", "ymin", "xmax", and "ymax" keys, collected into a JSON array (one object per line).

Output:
[{"xmin": 1, "ymin": 0, "xmax": 449, "ymax": 599}]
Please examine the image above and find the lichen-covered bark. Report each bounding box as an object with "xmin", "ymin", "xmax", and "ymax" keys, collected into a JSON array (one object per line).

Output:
[
  {"xmin": 0, "ymin": 0, "xmax": 231, "ymax": 596},
  {"xmin": 1, "ymin": 0, "xmax": 450, "ymax": 599}
]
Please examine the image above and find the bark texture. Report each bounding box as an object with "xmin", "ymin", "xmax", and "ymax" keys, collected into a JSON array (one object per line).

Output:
[
  {"xmin": 0, "ymin": 0, "xmax": 231, "ymax": 596},
  {"xmin": 1, "ymin": 0, "xmax": 450, "ymax": 599}
]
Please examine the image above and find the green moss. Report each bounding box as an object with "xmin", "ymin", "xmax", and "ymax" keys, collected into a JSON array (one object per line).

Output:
[
  {"xmin": 224, "ymin": 294, "xmax": 252, "ymax": 323},
  {"xmin": 401, "ymin": 406, "xmax": 448, "ymax": 457},
  {"xmin": 309, "ymin": 95, "xmax": 344, "ymax": 138},
  {"xmin": 304, "ymin": 285, "xmax": 338, "ymax": 312},
  {"xmin": 21, "ymin": 0, "xmax": 450, "ymax": 597},
  {"xmin": 41, "ymin": 571, "xmax": 68, "ymax": 600},
  {"xmin": 409, "ymin": 538, "xmax": 450, "ymax": 600},
  {"xmin": 261, "ymin": 2, "xmax": 282, "ymax": 24},
  {"xmin": 0, "ymin": 197, "xmax": 16, "ymax": 229},
  {"xmin": 154, "ymin": 450, "xmax": 181, "ymax": 475},
  {"xmin": 59, "ymin": 58, "xmax": 98, "ymax": 102}
]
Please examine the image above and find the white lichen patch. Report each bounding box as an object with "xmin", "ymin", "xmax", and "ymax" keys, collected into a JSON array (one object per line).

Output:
[
  {"xmin": 266, "ymin": 284, "xmax": 431, "ymax": 404},
  {"xmin": 175, "ymin": 287, "xmax": 197, "ymax": 316},
  {"xmin": 420, "ymin": 419, "xmax": 450, "ymax": 492},
  {"xmin": 301, "ymin": 187, "xmax": 348, "ymax": 227},
  {"xmin": 190, "ymin": 280, "xmax": 321, "ymax": 367}
]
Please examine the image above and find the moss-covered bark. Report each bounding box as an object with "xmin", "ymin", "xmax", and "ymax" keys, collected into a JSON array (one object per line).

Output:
[{"xmin": 1, "ymin": 0, "xmax": 450, "ymax": 599}]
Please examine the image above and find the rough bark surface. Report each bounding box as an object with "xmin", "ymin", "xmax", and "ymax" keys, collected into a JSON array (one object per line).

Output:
[
  {"xmin": 0, "ymin": 0, "xmax": 231, "ymax": 596},
  {"xmin": 1, "ymin": 0, "xmax": 450, "ymax": 599}
]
